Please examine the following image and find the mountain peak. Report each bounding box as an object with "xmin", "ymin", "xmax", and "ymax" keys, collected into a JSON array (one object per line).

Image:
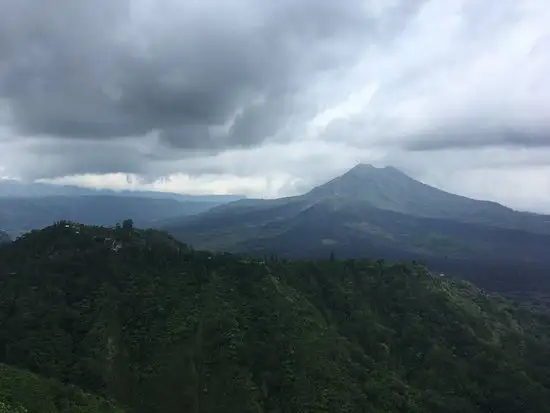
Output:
[
  {"xmin": 306, "ymin": 163, "xmax": 414, "ymax": 201},
  {"xmin": 345, "ymin": 163, "xmax": 406, "ymax": 177},
  {"xmin": 345, "ymin": 163, "xmax": 375, "ymax": 175},
  {"xmin": 304, "ymin": 163, "xmax": 512, "ymax": 220},
  {"xmin": 349, "ymin": 162, "xmax": 375, "ymax": 170}
]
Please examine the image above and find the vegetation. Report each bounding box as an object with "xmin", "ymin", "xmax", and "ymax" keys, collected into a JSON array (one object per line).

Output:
[
  {"xmin": 1, "ymin": 222, "xmax": 550, "ymax": 412},
  {"xmin": 0, "ymin": 364, "xmax": 123, "ymax": 413}
]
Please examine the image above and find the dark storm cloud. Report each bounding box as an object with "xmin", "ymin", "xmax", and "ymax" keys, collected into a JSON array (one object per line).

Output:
[
  {"xmin": 403, "ymin": 123, "xmax": 550, "ymax": 152},
  {"xmin": 2, "ymin": 0, "xmax": 550, "ymax": 213},
  {"xmin": 0, "ymin": 0, "xmax": 415, "ymax": 152},
  {"xmin": 14, "ymin": 139, "xmax": 151, "ymax": 178}
]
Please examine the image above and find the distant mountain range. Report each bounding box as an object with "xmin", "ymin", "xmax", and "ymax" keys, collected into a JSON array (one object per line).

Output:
[
  {"xmin": 0, "ymin": 179, "xmax": 245, "ymax": 237},
  {"xmin": 164, "ymin": 164, "xmax": 550, "ymax": 302},
  {"xmin": 0, "ymin": 196, "xmax": 226, "ymax": 237},
  {"xmin": 0, "ymin": 178, "xmax": 244, "ymax": 203}
]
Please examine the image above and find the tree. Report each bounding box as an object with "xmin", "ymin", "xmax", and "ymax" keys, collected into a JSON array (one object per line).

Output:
[{"xmin": 122, "ymin": 219, "xmax": 134, "ymax": 230}]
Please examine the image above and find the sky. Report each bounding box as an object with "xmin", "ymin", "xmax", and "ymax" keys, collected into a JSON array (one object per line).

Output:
[{"xmin": 1, "ymin": 0, "xmax": 550, "ymax": 212}]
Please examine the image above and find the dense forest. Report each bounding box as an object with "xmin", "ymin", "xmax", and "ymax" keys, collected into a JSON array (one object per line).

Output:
[
  {"xmin": 1, "ymin": 222, "xmax": 550, "ymax": 412},
  {"xmin": 0, "ymin": 363, "xmax": 122, "ymax": 413}
]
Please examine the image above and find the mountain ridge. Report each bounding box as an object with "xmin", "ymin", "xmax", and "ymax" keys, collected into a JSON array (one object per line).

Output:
[
  {"xmin": 0, "ymin": 178, "xmax": 245, "ymax": 203},
  {"xmin": 0, "ymin": 194, "xmax": 226, "ymax": 237},
  {"xmin": 165, "ymin": 163, "xmax": 550, "ymax": 239},
  {"xmin": 303, "ymin": 163, "xmax": 517, "ymax": 220},
  {"xmin": 191, "ymin": 164, "xmax": 536, "ymax": 227}
]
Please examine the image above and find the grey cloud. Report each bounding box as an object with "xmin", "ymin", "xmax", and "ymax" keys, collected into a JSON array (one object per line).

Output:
[
  {"xmin": 1, "ymin": 0, "xmax": 550, "ymax": 216},
  {"xmin": 403, "ymin": 124, "xmax": 550, "ymax": 152},
  {"xmin": 1, "ymin": 139, "xmax": 150, "ymax": 179},
  {"xmin": 0, "ymin": 0, "xmax": 401, "ymax": 153}
]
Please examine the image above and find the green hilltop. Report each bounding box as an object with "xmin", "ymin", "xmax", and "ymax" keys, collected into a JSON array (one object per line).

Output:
[{"xmin": 1, "ymin": 222, "xmax": 550, "ymax": 412}]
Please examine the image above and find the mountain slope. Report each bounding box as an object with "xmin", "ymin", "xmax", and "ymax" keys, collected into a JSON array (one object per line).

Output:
[
  {"xmin": 164, "ymin": 164, "xmax": 550, "ymax": 302},
  {"xmin": 0, "ymin": 364, "xmax": 123, "ymax": 413},
  {"xmin": 169, "ymin": 194, "xmax": 550, "ymax": 260},
  {"xmin": 164, "ymin": 164, "xmax": 550, "ymax": 259},
  {"xmin": 304, "ymin": 164, "xmax": 525, "ymax": 225},
  {"xmin": 229, "ymin": 164, "xmax": 549, "ymax": 232},
  {"xmin": 1, "ymin": 223, "xmax": 550, "ymax": 412}
]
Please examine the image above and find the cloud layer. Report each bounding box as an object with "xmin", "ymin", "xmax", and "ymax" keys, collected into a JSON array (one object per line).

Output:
[{"xmin": 0, "ymin": 0, "xmax": 549, "ymax": 210}]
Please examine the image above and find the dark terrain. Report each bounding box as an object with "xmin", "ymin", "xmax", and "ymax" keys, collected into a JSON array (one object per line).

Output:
[
  {"xmin": 165, "ymin": 164, "xmax": 550, "ymax": 303},
  {"xmin": 1, "ymin": 222, "xmax": 550, "ymax": 412}
]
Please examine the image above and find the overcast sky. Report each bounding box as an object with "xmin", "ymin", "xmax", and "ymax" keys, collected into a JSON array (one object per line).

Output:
[{"xmin": 1, "ymin": 0, "xmax": 549, "ymax": 212}]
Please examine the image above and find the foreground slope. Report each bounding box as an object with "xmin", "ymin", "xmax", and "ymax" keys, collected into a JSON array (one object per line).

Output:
[{"xmin": 1, "ymin": 223, "xmax": 550, "ymax": 412}]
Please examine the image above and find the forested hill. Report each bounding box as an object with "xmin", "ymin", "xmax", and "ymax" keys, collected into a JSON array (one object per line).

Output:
[
  {"xmin": 2, "ymin": 223, "xmax": 550, "ymax": 412},
  {"xmin": 0, "ymin": 363, "xmax": 123, "ymax": 413}
]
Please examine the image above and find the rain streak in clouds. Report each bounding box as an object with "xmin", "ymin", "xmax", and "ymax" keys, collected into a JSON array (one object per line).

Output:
[{"xmin": 0, "ymin": 0, "xmax": 549, "ymax": 211}]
